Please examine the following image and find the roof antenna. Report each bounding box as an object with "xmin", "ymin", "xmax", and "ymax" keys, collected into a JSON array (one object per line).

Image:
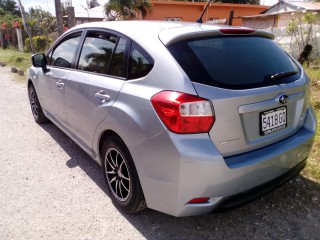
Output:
[{"xmin": 196, "ymin": 0, "xmax": 212, "ymax": 23}]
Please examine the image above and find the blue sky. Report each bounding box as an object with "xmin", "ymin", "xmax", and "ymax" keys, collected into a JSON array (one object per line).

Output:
[{"xmin": 17, "ymin": 0, "xmax": 277, "ymax": 16}]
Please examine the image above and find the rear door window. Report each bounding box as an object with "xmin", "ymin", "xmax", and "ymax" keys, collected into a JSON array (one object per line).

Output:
[
  {"xmin": 168, "ymin": 37, "xmax": 300, "ymax": 89},
  {"xmin": 128, "ymin": 42, "xmax": 154, "ymax": 79}
]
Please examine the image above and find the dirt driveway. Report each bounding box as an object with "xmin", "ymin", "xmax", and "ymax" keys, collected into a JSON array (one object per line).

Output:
[{"xmin": 0, "ymin": 66, "xmax": 319, "ymax": 240}]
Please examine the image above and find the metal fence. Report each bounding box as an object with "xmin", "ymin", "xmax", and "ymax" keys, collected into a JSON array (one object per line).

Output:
[{"xmin": 264, "ymin": 25, "xmax": 320, "ymax": 61}]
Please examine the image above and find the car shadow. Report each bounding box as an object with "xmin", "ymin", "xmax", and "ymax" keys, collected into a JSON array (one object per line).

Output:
[
  {"xmin": 120, "ymin": 176, "xmax": 320, "ymax": 239},
  {"xmin": 39, "ymin": 122, "xmax": 109, "ymax": 196},
  {"xmin": 39, "ymin": 122, "xmax": 320, "ymax": 240}
]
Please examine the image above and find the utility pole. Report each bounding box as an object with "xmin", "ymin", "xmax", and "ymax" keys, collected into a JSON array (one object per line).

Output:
[
  {"xmin": 228, "ymin": 10, "xmax": 234, "ymax": 26},
  {"xmin": 55, "ymin": 0, "xmax": 64, "ymax": 37},
  {"xmin": 17, "ymin": 0, "xmax": 36, "ymax": 53},
  {"xmin": 67, "ymin": 6, "xmax": 75, "ymax": 28}
]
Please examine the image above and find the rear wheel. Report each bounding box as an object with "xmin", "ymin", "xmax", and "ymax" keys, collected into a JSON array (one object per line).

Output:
[
  {"xmin": 28, "ymin": 84, "xmax": 48, "ymax": 124},
  {"xmin": 102, "ymin": 135, "xmax": 146, "ymax": 213}
]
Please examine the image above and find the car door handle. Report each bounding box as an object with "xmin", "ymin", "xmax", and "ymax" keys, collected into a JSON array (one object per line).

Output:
[
  {"xmin": 95, "ymin": 91, "xmax": 110, "ymax": 104},
  {"xmin": 56, "ymin": 81, "xmax": 64, "ymax": 89}
]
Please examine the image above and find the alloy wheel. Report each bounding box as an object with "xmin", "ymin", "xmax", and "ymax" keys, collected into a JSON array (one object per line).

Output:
[
  {"xmin": 29, "ymin": 89, "xmax": 38, "ymax": 118},
  {"xmin": 105, "ymin": 147, "xmax": 131, "ymax": 202}
]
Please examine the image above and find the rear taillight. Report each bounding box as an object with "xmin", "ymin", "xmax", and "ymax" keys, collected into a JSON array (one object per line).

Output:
[{"xmin": 151, "ymin": 91, "xmax": 215, "ymax": 134}]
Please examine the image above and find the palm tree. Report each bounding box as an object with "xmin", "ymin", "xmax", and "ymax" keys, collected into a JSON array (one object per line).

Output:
[{"xmin": 104, "ymin": 0, "xmax": 152, "ymax": 21}]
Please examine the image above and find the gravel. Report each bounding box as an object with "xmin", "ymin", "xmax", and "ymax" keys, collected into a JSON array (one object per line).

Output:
[{"xmin": 0, "ymin": 66, "xmax": 319, "ymax": 240}]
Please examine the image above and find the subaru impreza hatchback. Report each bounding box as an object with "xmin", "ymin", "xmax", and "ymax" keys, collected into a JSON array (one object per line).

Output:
[{"xmin": 27, "ymin": 21, "xmax": 316, "ymax": 217}]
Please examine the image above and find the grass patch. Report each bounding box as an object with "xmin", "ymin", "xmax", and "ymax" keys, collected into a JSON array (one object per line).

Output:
[
  {"xmin": 0, "ymin": 48, "xmax": 32, "ymax": 72},
  {"xmin": 302, "ymin": 67, "xmax": 320, "ymax": 181}
]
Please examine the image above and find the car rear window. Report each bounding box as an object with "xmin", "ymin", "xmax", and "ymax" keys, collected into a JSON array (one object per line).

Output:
[{"xmin": 168, "ymin": 36, "xmax": 300, "ymax": 89}]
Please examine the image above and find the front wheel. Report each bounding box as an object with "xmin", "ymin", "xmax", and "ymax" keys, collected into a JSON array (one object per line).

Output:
[
  {"xmin": 102, "ymin": 135, "xmax": 146, "ymax": 213},
  {"xmin": 28, "ymin": 84, "xmax": 48, "ymax": 124}
]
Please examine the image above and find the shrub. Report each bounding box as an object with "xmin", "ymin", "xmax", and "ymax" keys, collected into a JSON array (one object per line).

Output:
[
  {"xmin": 24, "ymin": 35, "xmax": 51, "ymax": 53},
  {"xmin": 315, "ymin": 100, "xmax": 320, "ymax": 110}
]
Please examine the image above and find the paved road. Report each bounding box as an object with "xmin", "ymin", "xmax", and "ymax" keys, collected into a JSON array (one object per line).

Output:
[{"xmin": 0, "ymin": 66, "xmax": 319, "ymax": 240}]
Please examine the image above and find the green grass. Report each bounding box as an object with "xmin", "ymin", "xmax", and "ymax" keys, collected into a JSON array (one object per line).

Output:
[
  {"xmin": 302, "ymin": 111, "xmax": 320, "ymax": 182},
  {"xmin": 0, "ymin": 48, "xmax": 319, "ymax": 181},
  {"xmin": 302, "ymin": 67, "xmax": 320, "ymax": 182},
  {"xmin": 0, "ymin": 48, "xmax": 32, "ymax": 72}
]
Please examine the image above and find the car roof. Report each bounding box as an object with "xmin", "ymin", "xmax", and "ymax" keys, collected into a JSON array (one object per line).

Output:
[{"xmin": 70, "ymin": 21, "xmax": 274, "ymax": 46}]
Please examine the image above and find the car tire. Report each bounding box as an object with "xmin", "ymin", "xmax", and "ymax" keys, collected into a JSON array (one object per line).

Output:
[
  {"xmin": 102, "ymin": 135, "xmax": 146, "ymax": 213},
  {"xmin": 28, "ymin": 84, "xmax": 49, "ymax": 124}
]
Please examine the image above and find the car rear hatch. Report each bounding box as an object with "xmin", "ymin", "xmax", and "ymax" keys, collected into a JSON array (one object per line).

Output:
[{"xmin": 163, "ymin": 26, "xmax": 309, "ymax": 157}]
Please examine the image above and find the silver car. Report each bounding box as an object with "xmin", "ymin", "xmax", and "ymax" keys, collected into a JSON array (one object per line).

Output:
[{"xmin": 27, "ymin": 21, "xmax": 317, "ymax": 217}]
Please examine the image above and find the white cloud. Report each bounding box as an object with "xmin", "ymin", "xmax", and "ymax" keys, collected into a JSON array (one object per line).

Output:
[
  {"xmin": 17, "ymin": 0, "xmax": 104, "ymax": 15},
  {"xmin": 260, "ymin": 0, "xmax": 278, "ymax": 6}
]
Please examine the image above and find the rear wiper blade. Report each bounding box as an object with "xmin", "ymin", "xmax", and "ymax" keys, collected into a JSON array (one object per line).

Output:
[{"xmin": 270, "ymin": 70, "xmax": 298, "ymax": 81}]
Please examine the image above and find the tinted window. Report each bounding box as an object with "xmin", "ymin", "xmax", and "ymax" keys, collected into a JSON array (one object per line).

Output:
[
  {"xmin": 168, "ymin": 37, "xmax": 300, "ymax": 89},
  {"xmin": 78, "ymin": 32, "xmax": 117, "ymax": 74},
  {"xmin": 50, "ymin": 33, "xmax": 81, "ymax": 68},
  {"xmin": 108, "ymin": 38, "xmax": 127, "ymax": 77},
  {"xmin": 129, "ymin": 42, "xmax": 153, "ymax": 79}
]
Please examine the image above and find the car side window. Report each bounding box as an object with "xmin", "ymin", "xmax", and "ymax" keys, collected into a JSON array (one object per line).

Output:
[
  {"xmin": 49, "ymin": 33, "xmax": 82, "ymax": 68},
  {"xmin": 128, "ymin": 42, "xmax": 154, "ymax": 79},
  {"xmin": 108, "ymin": 37, "xmax": 127, "ymax": 78},
  {"xmin": 78, "ymin": 32, "xmax": 117, "ymax": 74}
]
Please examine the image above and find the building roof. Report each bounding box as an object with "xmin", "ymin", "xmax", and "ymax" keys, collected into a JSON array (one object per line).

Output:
[
  {"xmin": 242, "ymin": 10, "xmax": 296, "ymax": 18},
  {"xmin": 263, "ymin": 1, "xmax": 320, "ymax": 14},
  {"xmin": 286, "ymin": 1, "xmax": 320, "ymax": 10},
  {"xmin": 75, "ymin": 6, "xmax": 106, "ymax": 19}
]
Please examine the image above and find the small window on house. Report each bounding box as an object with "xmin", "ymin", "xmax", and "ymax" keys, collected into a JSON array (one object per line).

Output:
[
  {"xmin": 108, "ymin": 38, "xmax": 127, "ymax": 78},
  {"xmin": 129, "ymin": 42, "xmax": 154, "ymax": 79},
  {"xmin": 164, "ymin": 17, "xmax": 182, "ymax": 21},
  {"xmin": 49, "ymin": 32, "xmax": 82, "ymax": 68},
  {"xmin": 208, "ymin": 18, "xmax": 227, "ymax": 24},
  {"xmin": 78, "ymin": 32, "xmax": 118, "ymax": 74}
]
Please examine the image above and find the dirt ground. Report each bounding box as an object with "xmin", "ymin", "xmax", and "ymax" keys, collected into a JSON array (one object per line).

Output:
[{"xmin": 0, "ymin": 66, "xmax": 319, "ymax": 240}]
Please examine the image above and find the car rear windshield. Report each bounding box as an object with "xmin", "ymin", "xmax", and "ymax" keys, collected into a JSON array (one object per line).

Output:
[{"xmin": 168, "ymin": 36, "xmax": 300, "ymax": 89}]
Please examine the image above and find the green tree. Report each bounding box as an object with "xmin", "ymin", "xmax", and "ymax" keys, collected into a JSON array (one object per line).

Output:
[
  {"xmin": 25, "ymin": 6, "xmax": 55, "ymax": 51},
  {"xmin": 27, "ymin": 7, "xmax": 55, "ymax": 35},
  {"xmin": 0, "ymin": 0, "xmax": 21, "ymax": 16},
  {"xmin": 104, "ymin": 0, "xmax": 152, "ymax": 20}
]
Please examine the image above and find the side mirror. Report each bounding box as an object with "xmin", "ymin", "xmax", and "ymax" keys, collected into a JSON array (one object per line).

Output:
[{"xmin": 31, "ymin": 53, "xmax": 49, "ymax": 72}]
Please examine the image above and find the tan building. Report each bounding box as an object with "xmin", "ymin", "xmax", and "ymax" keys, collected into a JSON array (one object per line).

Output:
[{"xmin": 242, "ymin": 1, "xmax": 320, "ymax": 28}]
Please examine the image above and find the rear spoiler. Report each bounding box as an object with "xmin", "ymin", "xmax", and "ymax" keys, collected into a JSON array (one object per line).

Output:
[{"xmin": 159, "ymin": 26, "xmax": 275, "ymax": 46}]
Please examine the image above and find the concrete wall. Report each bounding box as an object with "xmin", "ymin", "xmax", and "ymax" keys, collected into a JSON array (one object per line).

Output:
[{"xmin": 143, "ymin": 1, "xmax": 268, "ymax": 26}]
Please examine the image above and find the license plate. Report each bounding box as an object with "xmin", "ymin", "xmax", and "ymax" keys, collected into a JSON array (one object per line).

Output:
[{"xmin": 260, "ymin": 106, "xmax": 287, "ymax": 136}]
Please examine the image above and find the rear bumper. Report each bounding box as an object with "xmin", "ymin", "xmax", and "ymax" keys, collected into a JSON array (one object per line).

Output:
[
  {"xmin": 130, "ymin": 108, "xmax": 316, "ymax": 217},
  {"xmin": 218, "ymin": 158, "xmax": 306, "ymax": 210}
]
